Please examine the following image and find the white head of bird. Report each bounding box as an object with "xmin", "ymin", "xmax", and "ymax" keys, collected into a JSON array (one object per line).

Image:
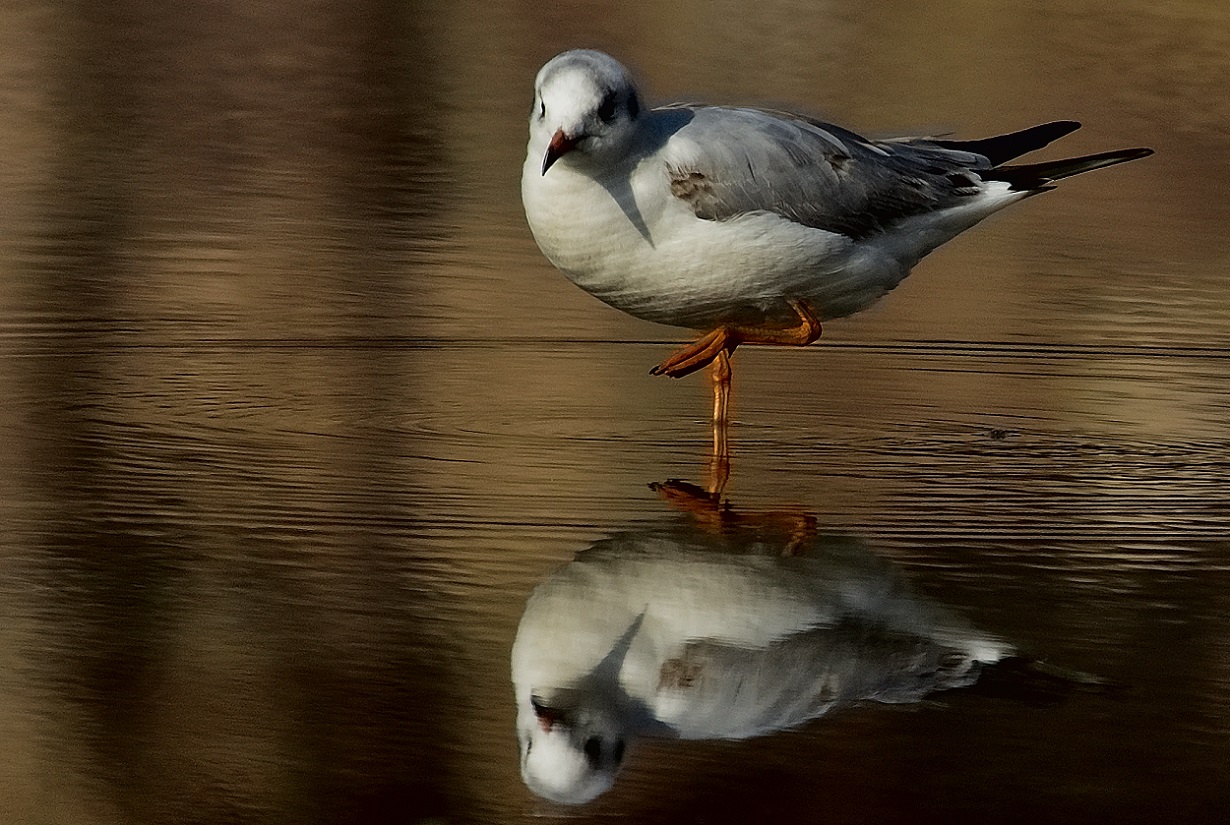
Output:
[{"xmin": 530, "ymin": 50, "xmax": 643, "ymax": 177}]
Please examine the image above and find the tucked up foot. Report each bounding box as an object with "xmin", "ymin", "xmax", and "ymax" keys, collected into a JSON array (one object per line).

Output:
[
  {"xmin": 650, "ymin": 327, "xmax": 735, "ymax": 379},
  {"xmin": 649, "ymin": 299, "xmax": 822, "ymax": 379}
]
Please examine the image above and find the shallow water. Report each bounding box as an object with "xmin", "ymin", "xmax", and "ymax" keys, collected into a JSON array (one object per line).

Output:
[{"xmin": 1, "ymin": 2, "xmax": 1228, "ymax": 823}]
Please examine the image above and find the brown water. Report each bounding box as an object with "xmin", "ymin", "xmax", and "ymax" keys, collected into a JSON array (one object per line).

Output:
[{"xmin": 1, "ymin": 2, "xmax": 1228, "ymax": 823}]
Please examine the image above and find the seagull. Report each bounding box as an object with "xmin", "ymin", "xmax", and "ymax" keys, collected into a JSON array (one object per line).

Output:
[{"xmin": 521, "ymin": 49, "xmax": 1152, "ymax": 441}]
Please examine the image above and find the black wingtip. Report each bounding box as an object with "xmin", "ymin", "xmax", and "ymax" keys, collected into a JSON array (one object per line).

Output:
[
  {"xmin": 1030, "ymin": 120, "xmax": 1083, "ymax": 144},
  {"xmin": 985, "ymin": 146, "xmax": 1153, "ymax": 191},
  {"xmin": 932, "ymin": 120, "xmax": 1084, "ymax": 166}
]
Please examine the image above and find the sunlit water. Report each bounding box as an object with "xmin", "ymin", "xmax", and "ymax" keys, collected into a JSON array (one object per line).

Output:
[{"xmin": 1, "ymin": 3, "xmax": 1228, "ymax": 824}]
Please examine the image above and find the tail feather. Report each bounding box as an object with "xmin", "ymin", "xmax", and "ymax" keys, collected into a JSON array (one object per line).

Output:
[
  {"xmin": 984, "ymin": 147, "xmax": 1154, "ymax": 191},
  {"xmin": 932, "ymin": 120, "xmax": 1082, "ymax": 165}
]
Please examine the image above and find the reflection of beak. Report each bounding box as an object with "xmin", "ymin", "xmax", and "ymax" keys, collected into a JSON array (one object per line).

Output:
[
  {"xmin": 542, "ymin": 129, "xmax": 578, "ymax": 175},
  {"xmin": 531, "ymin": 694, "xmax": 566, "ymax": 731}
]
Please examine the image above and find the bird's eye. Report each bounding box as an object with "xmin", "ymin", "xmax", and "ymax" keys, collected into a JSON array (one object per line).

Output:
[
  {"xmin": 539, "ymin": 99, "xmax": 546, "ymax": 119},
  {"xmin": 597, "ymin": 91, "xmax": 618, "ymax": 123}
]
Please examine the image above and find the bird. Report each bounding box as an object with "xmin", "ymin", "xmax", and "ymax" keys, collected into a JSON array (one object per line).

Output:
[
  {"xmin": 521, "ymin": 49, "xmax": 1152, "ymax": 447},
  {"xmin": 512, "ymin": 481, "xmax": 1029, "ymax": 805}
]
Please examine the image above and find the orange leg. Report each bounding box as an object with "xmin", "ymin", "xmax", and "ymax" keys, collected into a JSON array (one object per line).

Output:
[
  {"xmin": 650, "ymin": 299, "xmax": 822, "ymax": 380},
  {"xmin": 709, "ymin": 350, "xmax": 731, "ymax": 496},
  {"xmin": 711, "ymin": 348, "xmax": 731, "ymax": 432}
]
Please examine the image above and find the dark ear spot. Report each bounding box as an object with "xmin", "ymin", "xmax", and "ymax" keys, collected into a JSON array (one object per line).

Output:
[
  {"xmin": 583, "ymin": 736, "xmax": 602, "ymax": 769},
  {"xmin": 597, "ymin": 89, "xmax": 618, "ymax": 123}
]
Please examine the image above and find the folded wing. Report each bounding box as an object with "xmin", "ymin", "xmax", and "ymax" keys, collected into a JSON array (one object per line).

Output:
[{"xmin": 663, "ymin": 108, "xmax": 1091, "ymax": 239}]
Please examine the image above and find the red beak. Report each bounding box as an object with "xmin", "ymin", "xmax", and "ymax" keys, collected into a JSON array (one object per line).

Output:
[{"xmin": 542, "ymin": 129, "xmax": 578, "ymax": 175}]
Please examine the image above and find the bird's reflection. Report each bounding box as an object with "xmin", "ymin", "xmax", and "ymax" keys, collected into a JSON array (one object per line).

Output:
[{"xmin": 512, "ymin": 481, "xmax": 1087, "ymax": 805}]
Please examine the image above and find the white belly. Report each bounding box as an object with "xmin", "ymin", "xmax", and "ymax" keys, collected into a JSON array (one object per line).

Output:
[{"xmin": 522, "ymin": 154, "xmax": 913, "ymax": 330}]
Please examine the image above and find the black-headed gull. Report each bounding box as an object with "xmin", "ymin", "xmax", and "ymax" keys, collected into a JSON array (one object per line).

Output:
[{"xmin": 521, "ymin": 49, "xmax": 1152, "ymax": 431}]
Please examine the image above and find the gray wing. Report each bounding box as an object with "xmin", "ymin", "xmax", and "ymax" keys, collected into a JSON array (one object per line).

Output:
[{"xmin": 662, "ymin": 105, "xmax": 993, "ymax": 240}]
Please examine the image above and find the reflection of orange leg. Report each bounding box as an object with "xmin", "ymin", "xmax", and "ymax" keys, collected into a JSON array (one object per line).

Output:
[
  {"xmin": 650, "ymin": 299, "xmax": 822, "ymax": 379},
  {"xmin": 650, "ymin": 479, "xmax": 817, "ymax": 551},
  {"xmin": 708, "ymin": 447, "xmax": 730, "ymax": 499}
]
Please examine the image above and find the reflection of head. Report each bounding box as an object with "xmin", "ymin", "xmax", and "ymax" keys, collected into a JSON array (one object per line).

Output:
[{"xmin": 518, "ymin": 695, "xmax": 627, "ymax": 805}]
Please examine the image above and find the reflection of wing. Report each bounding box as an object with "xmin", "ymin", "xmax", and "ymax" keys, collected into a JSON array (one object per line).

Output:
[
  {"xmin": 512, "ymin": 525, "xmax": 1012, "ymax": 741},
  {"xmin": 653, "ymin": 618, "xmax": 990, "ymax": 739}
]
